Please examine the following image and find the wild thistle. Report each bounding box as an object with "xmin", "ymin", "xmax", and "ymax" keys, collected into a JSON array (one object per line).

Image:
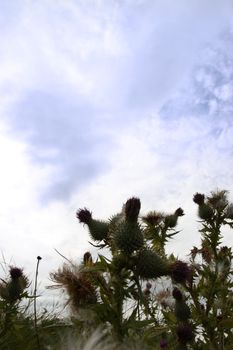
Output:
[
  {"xmin": 50, "ymin": 263, "xmax": 97, "ymax": 313},
  {"xmin": 76, "ymin": 208, "xmax": 109, "ymax": 241}
]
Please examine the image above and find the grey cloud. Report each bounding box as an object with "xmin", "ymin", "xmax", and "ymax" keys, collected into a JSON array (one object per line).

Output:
[{"xmin": 6, "ymin": 90, "xmax": 113, "ymax": 201}]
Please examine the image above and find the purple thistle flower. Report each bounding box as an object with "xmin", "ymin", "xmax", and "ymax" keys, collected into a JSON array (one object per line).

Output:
[
  {"xmin": 170, "ymin": 260, "xmax": 192, "ymax": 284},
  {"xmin": 160, "ymin": 339, "xmax": 168, "ymax": 348},
  {"xmin": 176, "ymin": 324, "xmax": 194, "ymax": 344},
  {"xmin": 172, "ymin": 287, "xmax": 183, "ymax": 301},
  {"xmin": 193, "ymin": 193, "xmax": 205, "ymax": 205},
  {"xmin": 125, "ymin": 197, "xmax": 141, "ymax": 221},
  {"xmin": 175, "ymin": 207, "xmax": 184, "ymax": 216},
  {"xmin": 10, "ymin": 267, "xmax": 23, "ymax": 279},
  {"xmin": 76, "ymin": 208, "xmax": 92, "ymax": 224}
]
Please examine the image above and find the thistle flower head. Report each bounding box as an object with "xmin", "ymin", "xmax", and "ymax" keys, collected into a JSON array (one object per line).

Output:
[
  {"xmin": 175, "ymin": 208, "xmax": 184, "ymax": 217},
  {"xmin": 10, "ymin": 267, "xmax": 23, "ymax": 279},
  {"xmin": 172, "ymin": 287, "xmax": 183, "ymax": 301},
  {"xmin": 170, "ymin": 260, "xmax": 192, "ymax": 284},
  {"xmin": 76, "ymin": 208, "xmax": 92, "ymax": 224},
  {"xmin": 155, "ymin": 289, "xmax": 173, "ymax": 308},
  {"xmin": 142, "ymin": 211, "xmax": 164, "ymax": 226},
  {"xmin": 50, "ymin": 263, "xmax": 97, "ymax": 312},
  {"xmin": 207, "ymin": 190, "xmax": 228, "ymax": 211},
  {"xmin": 160, "ymin": 339, "xmax": 168, "ymax": 348},
  {"xmin": 176, "ymin": 324, "xmax": 194, "ymax": 344},
  {"xmin": 146, "ymin": 282, "xmax": 152, "ymax": 289},
  {"xmin": 193, "ymin": 193, "xmax": 205, "ymax": 205},
  {"xmin": 124, "ymin": 197, "xmax": 141, "ymax": 222}
]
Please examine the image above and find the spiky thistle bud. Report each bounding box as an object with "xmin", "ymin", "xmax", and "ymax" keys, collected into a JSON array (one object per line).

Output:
[
  {"xmin": 113, "ymin": 221, "xmax": 144, "ymax": 254},
  {"xmin": 136, "ymin": 249, "xmax": 169, "ymax": 279},
  {"xmin": 172, "ymin": 287, "xmax": 191, "ymax": 322},
  {"xmin": 3, "ymin": 267, "xmax": 29, "ymax": 304},
  {"xmin": 112, "ymin": 253, "xmax": 135, "ymax": 272},
  {"xmin": 175, "ymin": 301, "xmax": 191, "ymax": 322},
  {"xmin": 77, "ymin": 208, "xmax": 109, "ymax": 241},
  {"xmin": 143, "ymin": 287, "xmax": 151, "ymax": 297},
  {"xmin": 124, "ymin": 197, "xmax": 141, "ymax": 222},
  {"xmin": 164, "ymin": 214, "xmax": 178, "ymax": 228},
  {"xmin": 176, "ymin": 324, "xmax": 194, "ymax": 344},
  {"xmin": 198, "ymin": 204, "xmax": 214, "ymax": 220},
  {"xmin": 170, "ymin": 260, "xmax": 192, "ymax": 284},
  {"xmin": 164, "ymin": 208, "xmax": 184, "ymax": 228},
  {"xmin": 193, "ymin": 193, "xmax": 205, "ymax": 205},
  {"xmin": 83, "ymin": 252, "xmax": 93, "ymax": 265}
]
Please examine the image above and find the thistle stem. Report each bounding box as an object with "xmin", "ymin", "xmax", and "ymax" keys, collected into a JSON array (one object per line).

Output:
[{"xmin": 34, "ymin": 256, "xmax": 42, "ymax": 350}]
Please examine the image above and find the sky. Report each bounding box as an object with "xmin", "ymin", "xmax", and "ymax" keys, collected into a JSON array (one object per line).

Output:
[{"xmin": 0, "ymin": 0, "xmax": 233, "ymax": 305}]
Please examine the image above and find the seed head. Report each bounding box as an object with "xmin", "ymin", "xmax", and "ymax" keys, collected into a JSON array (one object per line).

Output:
[
  {"xmin": 142, "ymin": 211, "xmax": 164, "ymax": 226},
  {"xmin": 207, "ymin": 190, "xmax": 228, "ymax": 210}
]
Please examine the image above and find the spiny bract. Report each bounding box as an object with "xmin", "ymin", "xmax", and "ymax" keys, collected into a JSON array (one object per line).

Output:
[
  {"xmin": 112, "ymin": 221, "xmax": 144, "ymax": 255},
  {"xmin": 136, "ymin": 249, "xmax": 169, "ymax": 279}
]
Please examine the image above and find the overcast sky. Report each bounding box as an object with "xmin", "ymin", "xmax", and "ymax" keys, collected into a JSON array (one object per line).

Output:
[{"xmin": 0, "ymin": 0, "xmax": 233, "ymax": 303}]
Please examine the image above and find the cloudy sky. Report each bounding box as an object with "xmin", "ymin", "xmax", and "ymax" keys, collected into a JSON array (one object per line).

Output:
[{"xmin": 1, "ymin": 0, "xmax": 233, "ymax": 302}]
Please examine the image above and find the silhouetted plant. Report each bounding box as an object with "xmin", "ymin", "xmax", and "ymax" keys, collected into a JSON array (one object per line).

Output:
[
  {"xmin": 1, "ymin": 190, "xmax": 233, "ymax": 349},
  {"xmin": 50, "ymin": 190, "xmax": 233, "ymax": 349}
]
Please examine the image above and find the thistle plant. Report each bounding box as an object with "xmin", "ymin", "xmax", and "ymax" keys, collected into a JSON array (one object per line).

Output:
[
  {"xmin": 0, "ymin": 260, "xmax": 72, "ymax": 350},
  {"xmin": 49, "ymin": 190, "xmax": 233, "ymax": 349},
  {"xmin": 2, "ymin": 190, "xmax": 233, "ymax": 349}
]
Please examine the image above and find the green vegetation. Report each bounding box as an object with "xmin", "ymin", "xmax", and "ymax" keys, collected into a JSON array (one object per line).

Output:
[{"xmin": 1, "ymin": 190, "xmax": 233, "ymax": 349}]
